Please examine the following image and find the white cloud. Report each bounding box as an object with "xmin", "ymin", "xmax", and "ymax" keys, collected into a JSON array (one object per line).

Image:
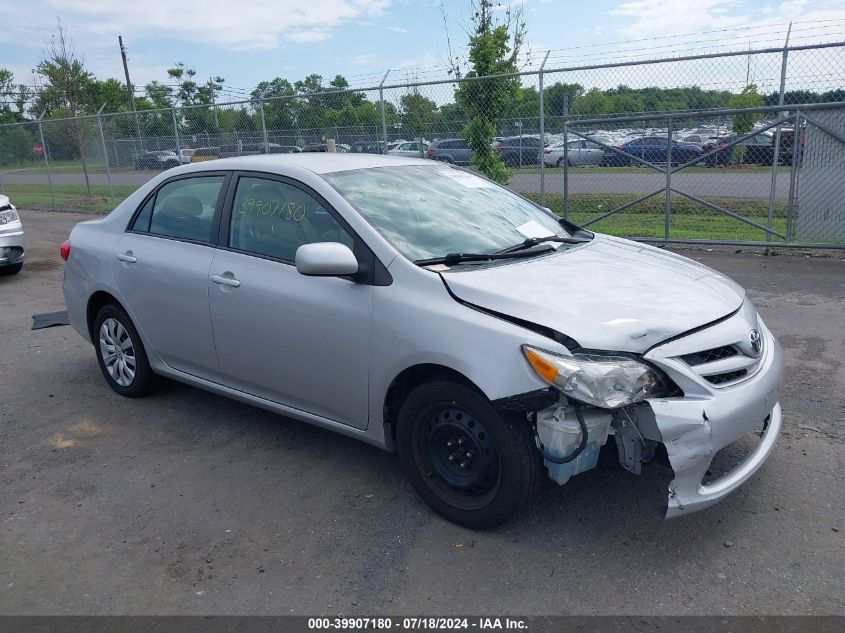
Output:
[
  {"xmin": 1, "ymin": 1, "xmax": 392, "ymax": 52},
  {"xmin": 389, "ymin": 25, "xmax": 409, "ymax": 32},
  {"xmin": 610, "ymin": 0, "xmax": 747, "ymax": 36}
]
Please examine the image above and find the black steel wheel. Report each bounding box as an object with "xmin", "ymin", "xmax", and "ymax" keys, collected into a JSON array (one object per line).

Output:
[{"xmin": 396, "ymin": 380, "xmax": 544, "ymax": 529}]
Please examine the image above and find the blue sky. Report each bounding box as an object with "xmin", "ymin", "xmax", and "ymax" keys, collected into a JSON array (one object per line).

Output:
[{"xmin": 1, "ymin": 0, "xmax": 844, "ymax": 101}]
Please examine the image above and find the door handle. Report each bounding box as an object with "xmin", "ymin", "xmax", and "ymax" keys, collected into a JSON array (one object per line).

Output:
[
  {"xmin": 211, "ymin": 273, "xmax": 240, "ymax": 288},
  {"xmin": 115, "ymin": 251, "xmax": 136, "ymax": 263}
]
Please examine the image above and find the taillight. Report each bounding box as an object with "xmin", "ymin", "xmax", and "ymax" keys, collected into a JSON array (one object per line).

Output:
[
  {"xmin": 614, "ymin": 146, "xmax": 624, "ymax": 151},
  {"xmin": 544, "ymin": 149, "xmax": 552, "ymax": 154},
  {"xmin": 494, "ymin": 146, "xmax": 503, "ymax": 153},
  {"xmin": 427, "ymin": 147, "xmax": 434, "ymax": 157},
  {"xmin": 60, "ymin": 240, "xmax": 70, "ymax": 261}
]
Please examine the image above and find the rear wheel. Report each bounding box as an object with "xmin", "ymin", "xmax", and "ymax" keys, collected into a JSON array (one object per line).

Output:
[
  {"xmin": 396, "ymin": 380, "xmax": 544, "ymax": 529},
  {"xmin": 94, "ymin": 304, "xmax": 158, "ymax": 397}
]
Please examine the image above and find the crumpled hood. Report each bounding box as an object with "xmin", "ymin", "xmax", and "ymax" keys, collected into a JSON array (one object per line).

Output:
[
  {"xmin": 0, "ymin": 194, "xmax": 10, "ymax": 207},
  {"xmin": 441, "ymin": 235, "xmax": 745, "ymax": 353}
]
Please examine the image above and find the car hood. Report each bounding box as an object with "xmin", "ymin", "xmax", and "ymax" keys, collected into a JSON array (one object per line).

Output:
[
  {"xmin": 440, "ymin": 235, "xmax": 745, "ymax": 353},
  {"xmin": 0, "ymin": 194, "xmax": 10, "ymax": 207}
]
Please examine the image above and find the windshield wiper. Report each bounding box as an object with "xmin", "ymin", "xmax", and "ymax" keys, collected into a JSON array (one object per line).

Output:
[
  {"xmin": 496, "ymin": 235, "xmax": 591, "ymax": 254},
  {"xmin": 415, "ymin": 243, "xmax": 557, "ymax": 267}
]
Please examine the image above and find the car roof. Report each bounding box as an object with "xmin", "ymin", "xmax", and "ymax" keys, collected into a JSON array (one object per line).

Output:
[{"xmin": 169, "ymin": 153, "xmax": 433, "ymax": 175}]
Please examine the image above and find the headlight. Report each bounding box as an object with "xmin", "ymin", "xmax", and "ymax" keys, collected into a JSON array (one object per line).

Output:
[
  {"xmin": 522, "ymin": 345, "xmax": 664, "ymax": 409},
  {"xmin": 0, "ymin": 207, "xmax": 19, "ymax": 225}
]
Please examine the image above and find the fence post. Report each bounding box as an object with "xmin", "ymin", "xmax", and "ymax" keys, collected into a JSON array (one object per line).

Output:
[
  {"xmin": 767, "ymin": 22, "xmax": 792, "ymax": 243},
  {"xmin": 379, "ymin": 70, "xmax": 391, "ymax": 150},
  {"xmin": 563, "ymin": 93, "xmax": 569, "ymax": 221},
  {"xmin": 96, "ymin": 104, "xmax": 114, "ymax": 200},
  {"xmin": 538, "ymin": 51, "xmax": 550, "ymax": 206},
  {"xmin": 37, "ymin": 113, "xmax": 56, "ymax": 211},
  {"xmin": 665, "ymin": 116, "xmax": 673, "ymax": 240},
  {"xmin": 171, "ymin": 108, "xmax": 181, "ymax": 157},
  {"xmin": 785, "ymin": 110, "xmax": 801, "ymax": 242},
  {"xmin": 258, "ymin": 87, "xmax": 269, "ymax": 153}
]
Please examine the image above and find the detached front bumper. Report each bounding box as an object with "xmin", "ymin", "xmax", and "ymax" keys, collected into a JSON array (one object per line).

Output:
[{"xmin": 645, "ymin": 304, "xmax": 784, "ymax": 518}]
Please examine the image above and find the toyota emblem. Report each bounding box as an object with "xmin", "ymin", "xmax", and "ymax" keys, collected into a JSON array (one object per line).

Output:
[{"xmin": 749, "ymin": 329, "xmax": 762, "ymax": 356}]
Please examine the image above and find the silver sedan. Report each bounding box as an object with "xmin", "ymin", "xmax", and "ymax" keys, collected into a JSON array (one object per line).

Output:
[
  {"xmin": 541, "ymin": 139, "xmax": 605, "ymax": 167},
  {"xmin": 62, "ymin": 154, "xmax": 783, "ymax": 528}
]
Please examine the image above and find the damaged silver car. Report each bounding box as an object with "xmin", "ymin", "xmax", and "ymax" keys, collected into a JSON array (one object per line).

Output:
[{"xmin": 61, "ymin": 154, "xmax": 783, "ymax": 528}]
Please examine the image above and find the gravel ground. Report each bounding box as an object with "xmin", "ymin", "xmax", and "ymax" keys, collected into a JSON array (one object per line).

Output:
[{"xmin": 1, "ymin": 210, "xmax": 843, "ymax": 615}]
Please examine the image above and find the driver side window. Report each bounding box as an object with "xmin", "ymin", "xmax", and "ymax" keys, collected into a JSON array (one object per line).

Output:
[{"xmin": 229, "ymin": 177, "xmax": 354, "ymax": 262}]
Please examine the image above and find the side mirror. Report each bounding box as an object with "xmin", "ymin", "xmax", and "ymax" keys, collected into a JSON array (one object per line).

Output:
[{"xmin": 295, "ymin": 242, "xmax": 359, "ymax": 277}]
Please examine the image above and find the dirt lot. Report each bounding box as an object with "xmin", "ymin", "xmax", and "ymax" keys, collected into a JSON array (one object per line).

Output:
[{"xmin": 1, "ymin": 210, "xmax": 843, "ymax": 615}]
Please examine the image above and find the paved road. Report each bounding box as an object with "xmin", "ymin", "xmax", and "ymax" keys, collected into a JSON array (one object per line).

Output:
[
  {"xmin": 1, "ymin": 210, "xmax": 842, "ymax": 615},
  {"xmin": 2, "ymin": 168, "xmax": 790, "ymax": 200}
]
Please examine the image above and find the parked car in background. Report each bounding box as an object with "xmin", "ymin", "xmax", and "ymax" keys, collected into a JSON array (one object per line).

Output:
[
  {"xmin": 349, "ymin": 141, "xmax": 386, "ymax": 154},
  {"xmin": 682, "ymin": 134, "xmax": 715, "ymax": 146},
  {"xmin": 191, "ymin": 147, "xmax": 221, "ymax": 163},
  {"xmin": 0, "ymin": 194, "xmax": 24, "ymax": 275},
  {"xmin": 702, "ymin": 133, "xmax": 787, "ymax": 166},
  {"xmin": 136, "ymin": 150, "xmax": 180, "ymax": 170},
  {"xmin": 541, "ymin": 139, "xmax": 605, "ymax": 167},
  {"xmin": 604, "ymin": 137, "xmax": 704, "ymax": 166},
  {"xmin": 492, "ymin": 136, "xmax": 543, "ymax": 167},
  {"xmin": 302, "ymin": 142, "xmax": 350, "ymax": 153},
  {"xmin": 387, "ymin": 141, "xmax": 428, "ymax": 158},
  {"xmin": 61, "ymin": 153, "xmax": 784, "ymax": 528},
  {"xmin": 427, "ymin": 138, "xmax": 473, "ymax": 165},
  {"xmin": 178, "ymin": 149, "xmax": 196, "ymax": 164}
]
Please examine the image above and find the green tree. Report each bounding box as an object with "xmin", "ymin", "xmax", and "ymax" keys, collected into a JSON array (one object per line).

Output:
[
  {"xmin": 400, "ymin": 91, "xmax": 438, "ymax": 146},
  {"xmin": 449, "ymin": 0, "xmax": 526, "ymax": 183},
  {"xmin": 0, "ymin": 69, "xmax": 30, "ymax": 124},
  {"xmin": 728, "ymin": 84, "xmax": 764, "ymax": 162},
  {"xmin": 32, "ymin": 20, "xmax": 96, "ymax": 193}
]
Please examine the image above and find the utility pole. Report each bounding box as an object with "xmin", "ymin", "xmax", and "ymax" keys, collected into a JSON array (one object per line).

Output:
[
  {"xmin": 209, "ymin": 77, "xmax": 219, "ymax": 129},
  {"xmin": 119, "ymin": 36, "xmax": 143, "ymax": 148}
]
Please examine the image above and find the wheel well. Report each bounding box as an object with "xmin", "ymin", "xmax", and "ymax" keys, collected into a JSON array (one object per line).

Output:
[
  {"xmin": 86, "ymin": 291, "xmax": 123, "ymax": 341},
  {"xmin": 383, "ymin": 364, "xmax": 483, "ymax": 442}
]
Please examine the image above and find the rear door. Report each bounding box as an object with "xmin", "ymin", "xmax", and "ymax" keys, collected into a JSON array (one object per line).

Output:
[{"xmin": 111, "ymin": 173, "xmax": 229, "ymax": 379}]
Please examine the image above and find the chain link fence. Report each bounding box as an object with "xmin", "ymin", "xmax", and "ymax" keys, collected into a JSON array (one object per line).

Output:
[{"xmin": 1, "ymin": 41, "xmax": 843, "ymax": 247}]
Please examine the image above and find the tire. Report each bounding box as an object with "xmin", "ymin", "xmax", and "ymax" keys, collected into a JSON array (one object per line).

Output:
[
  {"xmin": 555, "ymin": 158, "xmax": 569, "ymax": 168},
  {"xmin": 396, "ymin": 379, "xmax": 544, "ymax": 529},
  {"xmin": 93, "ymin": 304, "xmax": 158, "ymax": 397},
  {"xmin": 0, "ymin": 262, "xmax": 23, "ymax": 275}
]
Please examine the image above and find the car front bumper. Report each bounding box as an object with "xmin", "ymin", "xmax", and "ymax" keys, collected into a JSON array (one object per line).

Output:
[
  {"xmin": 644, "ymin": 301, "xmax": 783, "ymax": 518},
  {"xmin": 0, "ymin": 222, "xmax": 25, "ymax": 266}
]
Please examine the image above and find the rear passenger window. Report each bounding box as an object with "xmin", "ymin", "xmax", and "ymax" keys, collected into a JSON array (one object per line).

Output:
[
  {"xmin": 229, "ymin": 177, "xmax": 354, "ymax": 262},
  {"xmin": 147, "ymin": 176, "xmax": 225, "ymax": 242}
]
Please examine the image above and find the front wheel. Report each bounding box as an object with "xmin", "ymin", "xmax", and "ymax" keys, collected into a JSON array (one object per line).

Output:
[
  {"xmin": 94, "ymin": 304, "xmax": 159, "ymax": 397},
  {"xmin": 396, "ymin": 380, "xmax": 544, "ymax": 529}
]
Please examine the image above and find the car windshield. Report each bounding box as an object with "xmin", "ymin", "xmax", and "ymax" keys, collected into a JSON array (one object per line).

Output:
[{"xmin": 323, "ymin": 164, "xmax": 569, "ymax": 262}]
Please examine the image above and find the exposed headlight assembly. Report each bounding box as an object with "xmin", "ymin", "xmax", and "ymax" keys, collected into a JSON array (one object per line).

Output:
[
  {"xmin": 522, "ymin": 345, "xmax": 665, "ymax": 409},
  {"xmin": 0, "ymin": 207, "xmax": 19, "ymax": 225}
]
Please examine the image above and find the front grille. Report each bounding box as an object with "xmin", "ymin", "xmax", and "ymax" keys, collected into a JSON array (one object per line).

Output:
[
  {"xmin": 704, "ymin": 369, "xmax": 748, "ymax": 385},
  {"xmin": 681, "ymin": 345, "xmax": 738, "ymax": 366}
]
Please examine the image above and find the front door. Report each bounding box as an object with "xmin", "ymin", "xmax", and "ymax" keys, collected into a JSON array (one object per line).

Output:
[{"xmin": 208, "ymin": 174, "xmax": 372, "ymax": 429}]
